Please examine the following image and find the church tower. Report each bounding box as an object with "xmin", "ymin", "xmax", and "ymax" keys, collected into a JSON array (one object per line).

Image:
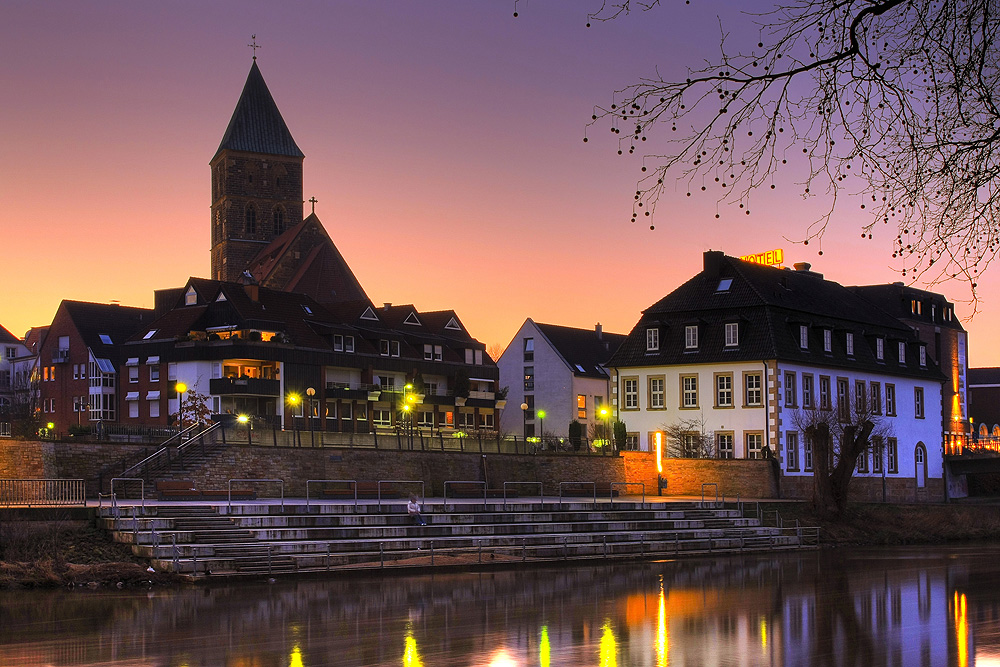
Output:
[{"xmin": 210, "ymin": 60, "xmax": 304, "ymax": 282}]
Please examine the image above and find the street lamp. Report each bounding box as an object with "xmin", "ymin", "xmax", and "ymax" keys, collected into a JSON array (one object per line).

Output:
[
  {"xmin": 520, "ymin": 402, "xmax": 528, "ymax": 441},
  {"xmin": 238, "ymin": 413, "xmax": 251, "ymax": 445},
  {"xmin": 599, "ymin": 406, "xmax": 610, "ymax": 452},
  {"xmin": 306, "ymin": 387, "xmax": 316, "ymax": 446},
  {"xmin": 287, "ymin": 393, "xmax": 301, "ymax": 445},
  {"xmin": 175, "ymin": 381, "xmax": 187, "ymax": 431},
  {"xmin": 537, "ymin": 409, "xmax": 546, "ymax": 448}
]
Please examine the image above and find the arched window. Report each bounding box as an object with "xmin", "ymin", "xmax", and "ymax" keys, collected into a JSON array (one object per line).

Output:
[
  {"xmin": 245, "ymin": 204, "xmax": 257, "ymax": 235},
  {"xmin": 273, "ymin": 206, "xmax": 285, "ymax": 235},
  {"xmin": 993, "ymin": 425, "xmax": 1000, "ymax": 438},
  {"xmin": 981, "ymin": 424, "xmax": 989, "ymax": 439}
]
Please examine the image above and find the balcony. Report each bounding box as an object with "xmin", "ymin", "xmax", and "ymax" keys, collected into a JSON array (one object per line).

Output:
[
  {"xmin": 210, "ymin": 377, "xmax": 280, "ymax": 396},
  {"xmin": 52, "ymin": 349, "xmax": 70, "ymax": 363}
]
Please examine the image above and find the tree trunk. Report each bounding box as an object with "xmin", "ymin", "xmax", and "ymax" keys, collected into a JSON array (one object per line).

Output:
[{"xmin": 808, "ymin": 423, "xmax": 838, "ymax": 518}]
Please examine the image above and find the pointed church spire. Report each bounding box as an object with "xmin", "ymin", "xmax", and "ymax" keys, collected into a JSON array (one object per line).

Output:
[{"xmin": 214, "ymin": 61, "xmax": 304, "ymax": 160}]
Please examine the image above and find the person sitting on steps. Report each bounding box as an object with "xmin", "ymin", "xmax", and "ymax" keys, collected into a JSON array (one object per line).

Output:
[{"xmin": 407, "ymin": 494, "xmax": 426, "ymax": 526}]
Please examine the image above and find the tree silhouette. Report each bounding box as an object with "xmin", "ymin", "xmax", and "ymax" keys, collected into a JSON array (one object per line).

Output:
[{"xmin": 587, "ymin": 0, "xmax": 999, "ymax": 304}]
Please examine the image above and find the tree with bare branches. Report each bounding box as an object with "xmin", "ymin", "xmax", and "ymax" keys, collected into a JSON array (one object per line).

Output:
[
  {"xmin": 661, "ymin": 413, "xmax": 717, "ymax": 458},
  {"xmin": 792, "ymin": 385, "xmax": 893, "ymax": 518},
  {"xmin": 587, "ymin": 0, "xmax": 1000, "ymax": 303}
]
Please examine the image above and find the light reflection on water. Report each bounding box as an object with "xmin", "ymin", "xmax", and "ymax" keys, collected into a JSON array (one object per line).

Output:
[{"xmin": 2, "ymin": 545, "xmax": 999, "ymax": 666}]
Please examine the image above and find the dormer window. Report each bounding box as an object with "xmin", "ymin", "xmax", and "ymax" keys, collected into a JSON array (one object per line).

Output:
[
  {"xmin": 919, "ymin": 346, "xmax": 927, "ymax": 366},
  {"xmin": 185, "ymin": 287, "xmax": 197, "ymax": 306},
  {"xmin": 716, "ymin": 278, "xmax": 733, "ymax": 292},
  {"xmin": 799, "ymin": 325, "xmax": 809, "ymax": 350},
  {"xmin": 898, "ymin": 341, "xmax": 906, "ymax": 364},
  {"xmin": 846, "ymin": 332, "xmax": 855, "ymax": 356},
  {"xmin": 823, "ymin": 329, "xmax": 832, "ymax": 353},
  {"xmin": 646, "ymin": 327, "xmax": 660, "ymax": 352},
  {"xmin": 685, "ymin": 325, "xmax": 699, "ymax": 350},
  {"xmin": 876, "ymin": 337, "xmax": 884, "ymax": 361},
  {"xmin": 725, "ymin": 322, "xmax": 738, "ymax": 347}
]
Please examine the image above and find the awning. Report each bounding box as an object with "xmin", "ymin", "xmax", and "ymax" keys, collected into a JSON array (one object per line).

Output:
[
  {"xmin": 146, "ymin": 391, "xmax": 161, "ymax": 400},
  {"xmin": 146, "ymin": 356, "xmax": 160, "ymax": 365},
  {"xmin": 125, "ymin": 357, "xmax": 139, "ymax": 366},
  {"xmin": 125, "ymin": 392, "xmax": 139, "ymax": 401}
]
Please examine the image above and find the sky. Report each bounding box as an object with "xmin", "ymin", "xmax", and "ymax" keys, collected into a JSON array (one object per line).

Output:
[{"xmin": 3, "ymin": 1, "xmax": 998, "ymax": 366}]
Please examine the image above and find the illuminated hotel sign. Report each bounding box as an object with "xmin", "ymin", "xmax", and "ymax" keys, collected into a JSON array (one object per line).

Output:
[{"xmin": 740, "ymin": 249, "xmax": 784, "ymax": 267}]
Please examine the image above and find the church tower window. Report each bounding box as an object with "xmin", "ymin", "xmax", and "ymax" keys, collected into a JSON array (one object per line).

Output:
[
  {"xmin": 273, "ymin": 206, "xmax": 285, "ymax": 235},
  {"xmin": 245, "ymin": 204, "xmax": 257, "ymax": 235}
]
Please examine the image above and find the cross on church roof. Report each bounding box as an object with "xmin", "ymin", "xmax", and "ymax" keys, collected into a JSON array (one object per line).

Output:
[
  {"xmin": 309, "ymin": 196, "xmax": 318, "ymax": 214},
  {"xmin": 248, "ymin": 34, "xmax": 260, "ymax": 60}
]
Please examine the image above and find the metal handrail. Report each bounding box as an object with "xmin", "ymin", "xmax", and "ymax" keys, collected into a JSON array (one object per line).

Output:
[
  {"xmin": 0, "ymin": 479, "xmax": 86, "ymax": 507},
  {"xmin": 502, "ymin": 481, "xmax": 542, "ymax": 509},
  {"xmin": 700, "ymin": 482, "xmax": 719, "ymax": 507},
  {"xmin": 376, "ymin": 479, "xmax": 425, "ymax": 511},
  {"xmin": 610, "ymin": 482, "xmax": 645, "ymax": 504},
  {"xmin": 227, "ymin": 478, "xmax": 283, "ymax": 510},
  {"xmin": 120, "ymin": 421, "xmax": 220, "ymax": 479},
  {"xmin": 443, "ymin": 480, "xmax": 486, "ymax": 506},
  {"xmin": 110, "ymin": 477, "xmax": 145, "ymax": 512},
  {"xmin": 558, "ymin": 481, "xmax": 596, "ymax": 507},
  {"xmin": 305, "ymin": 479, "xmax": 357, "ymax": 507}
]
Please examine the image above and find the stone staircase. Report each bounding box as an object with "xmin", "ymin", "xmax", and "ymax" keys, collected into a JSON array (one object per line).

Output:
[{"xmin": 97, "ymin": 500, "xmax": 819, "ymax": 579}]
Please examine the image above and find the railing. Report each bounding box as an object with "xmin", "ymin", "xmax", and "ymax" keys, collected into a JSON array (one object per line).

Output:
[
  {"xmin": 700, "ymin": 483, "xmax": 719, "ymax": 507},
  {"xmin": 120, "ymin": 421, "xmax": 220, "ymax": 480},
  {"xmin": 610, "ymin": 482, "xmax": 645, "ymax": 503},
  {"xmin": 0, "ymin": 479, "xmax": 85, "ymax": 506},
  {"xmin": 110, "ymin": 477, "xmax": 145, "ymax": 512}
]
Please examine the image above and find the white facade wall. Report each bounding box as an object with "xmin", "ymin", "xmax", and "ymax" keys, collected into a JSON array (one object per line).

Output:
[
  {"xmin": 615, "ymin": 359, "xmax": 943, "ymax": 484},
  {"xmin": 170, "ymin": 360, "xmax": 216, "ymax": 418},
  {"xmin": 499, "ymin": 320, "xmax": 574, "ymax": 439}
]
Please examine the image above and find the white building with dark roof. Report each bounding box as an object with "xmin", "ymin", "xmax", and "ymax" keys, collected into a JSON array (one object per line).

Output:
[
  {"xmin": 499, "ymin": 319, "xmax": 625, "ymax": 446},
  {"xmin": 607, "ymin": 251, "xmax": 948, "ymax": 501}
]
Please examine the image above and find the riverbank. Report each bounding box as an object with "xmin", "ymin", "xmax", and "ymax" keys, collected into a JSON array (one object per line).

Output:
[{"xmin": 3, "ymin": 500, "xmax": 1000, "ymax": 588}]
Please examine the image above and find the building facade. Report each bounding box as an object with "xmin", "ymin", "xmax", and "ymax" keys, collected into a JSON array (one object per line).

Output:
[{"xmin": 608, "ymin": 251, "xmax": 947, "ymax": 500}]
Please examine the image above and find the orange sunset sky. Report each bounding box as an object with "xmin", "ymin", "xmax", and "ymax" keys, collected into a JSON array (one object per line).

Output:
[{"xmin": 3, "ymin": 1, "xmax": 999, "ymax": 366}]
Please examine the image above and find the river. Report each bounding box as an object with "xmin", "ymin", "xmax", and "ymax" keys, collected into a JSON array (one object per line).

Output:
[{"xmin": 2, "ymin": 545, "xmax": 998, "ymax": 666}]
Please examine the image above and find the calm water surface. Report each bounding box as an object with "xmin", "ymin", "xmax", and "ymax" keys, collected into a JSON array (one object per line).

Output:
[{"xmin": 2, "ymin": 545, "xmax": 999, "ymax": 666}]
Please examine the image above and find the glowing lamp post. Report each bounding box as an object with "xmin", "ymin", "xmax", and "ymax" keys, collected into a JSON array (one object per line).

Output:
[
  {"xmin": 599, "ymin": 407, "xmax": 610, "ymax": 452},
  {"xmin": 238, "ymin": 413, "xmax": 251, "ymax": 445},
  {"xmin": 520, "ymin": 402, "xmax": 529, "ymax": 442},
  {"xmin": 175, "ymin": 381, "xmax": 187, "ymax": 431},
  {"xmin": 306, "ymin": 387, "xmax": 316, "ymax": 446},
  {"xmin": 537, "ymin": 409, "xmax": 546, "ymax": 448},
  {"xmin": 287, "ymin": 393, "xmax": 301, "ymax": 445}
]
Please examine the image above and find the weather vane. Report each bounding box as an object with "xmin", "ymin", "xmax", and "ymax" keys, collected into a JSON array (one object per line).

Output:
[{"xmin": 248, "ymin": 34, "xmax": 260, "ymax": 60}]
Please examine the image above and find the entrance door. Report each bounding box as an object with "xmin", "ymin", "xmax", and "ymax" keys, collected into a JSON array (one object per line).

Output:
[{"xmin": 914, "ymin": 444, "xmax": 926, "ymax": 488}]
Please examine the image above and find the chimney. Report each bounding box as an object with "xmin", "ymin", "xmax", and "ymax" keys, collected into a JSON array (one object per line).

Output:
[
  {"xmin": 793, "ymin": 262, "xmax": 811, "ymax": 272},
  {"xmin": 703, "ymin": 250, "xmax": 725, "ymax": 279},
  {"xmin": 383, "ymin": 302, "xmax": 392, "ymax": 311},
  {"xmin": 595, "ymin": 323, "xmax": 603, "ymax": 340}
]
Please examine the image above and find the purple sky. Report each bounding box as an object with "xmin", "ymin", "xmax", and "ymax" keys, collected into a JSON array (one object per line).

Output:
[{"xmin": 3, "ymin": 0, "xmax": 997, "ymax": 366}]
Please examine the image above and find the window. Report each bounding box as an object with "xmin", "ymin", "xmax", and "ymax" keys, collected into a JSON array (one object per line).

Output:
[
  {"xmin": 480, "ymin": 413, "xmax": 495, "ymax": 429},
  {"xmin": 424, "ymin": 344, "xmax": 434, "ymax": 361},
  {"xmin": 802, "ymin": 374, "xmax": 814, "ymax": 409},
  {"xmin": 685, "ymin": 325, "xmax": 699, "ymax": 349},
  {"xmin": 898, "ymin": 341, "xmax": 906, "ymax": 364},
  {"xmin": 682, "ymin": 433, "xmax": 699, "ymax": 458},
  {"xmin": 648, "ymin": 377, "xmax": 665, "ymax": 409},
  {"xmin": 390, "ymin": 341, "xmax": 400, "ymax": 357},
  {"xmin": 245, "ymin": 203, "xmax": 257, "ymax": 234},
  {"xmin": 799, "ymin": 325, "xmax": 809, "ymax": 349},
  {"xmin": 625, "ymin": 433, "xmax": 639, "ymax": 451},
  {"xmin": 129, "ymin": 366, "xmax": 139, "ymax": 383},
  {"xmin": 99, "ymin": 334, "xmax": 113, "ymax": 345},
  {"xmin": 872, "ymin": 436, "xmax": 884, "ymax": 473},
  {"xmin": 837, "ymin": 378, "xmax": 850, "ymax": 419},
  {"xmin": 5, "ymin": 347, "xmax": 14, "ymax": 359},
  {"xmin": 784, "ymin": 372, "xmax": 797, "ymax": 407},
  {"xmin": 377, "ymin": 375, "xmax": 395, "ymax": 390},
  {"xmin": 746, "ymin": 433, "xmax": 763, "ymax": 459},
  {"xmin": 344, "ymin": 336, "xmax": 355, "ymax": 353},
  {"xmin": 716, "ymin": 278, "xmax": 733, "ymax": 291},
  {"xmin": 373, "ymin": 409, "xmax": 391, "ymax": 427},
  {"xmin": 148, "ymin": 398, "xmax": 160, "ymax": 418},
  {"xmin": 915, "ymin": 386, "xmax": 925, "ymax": 418},
  {"xmin": 150, "ymin": 365, "xmax": 160, "ymax": 383},
  {"xmin": 819, "ymin": 376, "xmax": 831, "ymax": 410},
  {"xmin": 577, "ymin": 394, "xmax": 587, "ymax": 419},
  {"xmin": 334, "ymin": 335, "xmax": 344, "ymax": 352},
  {"xmin": 465, "ymin": 349, "xmax": 474, "ymax": 364},
  {"xmin": 888, "ymin": 437, "xmax": 898, "ymax": 473},
  {"xmin": 786, "ymin": 432, "xmax": 799, "ymax": 471},
  {"xmin": 857, "ymin": 448, "xmax": 868, "ymax": 473},
  {"xmin": 474, "ymin": 349, "xmax": 483, "ymax": 365},
  {"xmin": 717, "ymin": 433, "xmax": 734, "ymax": 459},
  {"xmin": 523, "ymin": 337, "xmax": 534, "ymax": 362},
  {"xmin": 341, "ymin": 403, "xmax": 353, "ymax": 420},
  {"xmin": 418, "ymin": 411, "xmax": 434, "ymax": 427},
  {"xmin": 885, "ymin": 384, "xmax": 896, "ymax": 416},
  {"xmin": 823, "ymin": 329, "xmax": 832, "ymax": 352},
  {"xmin": 522, "ymin": 394, "xmax": 534, "ymax": 420},
  {"xmin": 870, "ymin": 382, "xmax": 882, "ymax": 414},
  {"xmin": 128, "ymin": 399, "xmax": 139, "ymax": 419},
  {"xmin": 273, "ymin": 206, "xmax": 285, "ymax": 235},
  {"xmin": 623, "ymin": 378, "xmax": 639, "ymax": 409},
  {"xmin": 876, "ymin": 337, "xmax": 885, "ymax": 360},
  {"xmin": 725, "ymin": 322, "xmax": 738, "ymax": 347},
  {"xmin": 523, "ymin": 367, "xmax": 534, "ymax": 390},
  {"xmin": 716, "ymin": 374, "xmax": 733, "ymax": 407},
  {"xmin": 646, "ymin": 328, "xmax": 660, "ymax": 351},
  {"xmin": 380, "ymin": 339, "xmax": 390, "ymax": 356},
  {"xmin": 919, "ymin": 347, "xmax": 927, "ymax": 366},
  {"xmin": 804, "ymin": 434, "xmax": 813, "ymax": 471},
  {"xmin": 846, "ymin": 332, "xmax": 855, "ymax": 356},
  {"xmin": 681, "ymin": 375, "xmax": 698, "ymax": 408},
  {"xmin": 434, "ymin": 345, "xmax": 442, "ymax": 361},
  {"xmin": 855, "ymin": 380, "xmax": 866, "ymax": 413},
  {"xmin": 744, "ymin": 373, "xmax": 762, "ymax": 406}
]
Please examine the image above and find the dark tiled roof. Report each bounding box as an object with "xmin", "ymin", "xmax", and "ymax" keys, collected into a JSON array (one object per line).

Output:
[
  {"xmin": 969, "ymin": 368, "xmax": 1000, "ymax": 385},
  {"xmin": 61, "ymin": 301, "xmax": 155, "ymax": 356},
  {"xmin": 535, "ymin": 322, "xmax": 626, "ymax": 378},
  {"xmin": 0, "ymin": 323, "xmax": 19, "ymax": 345},
  {"xmin": 608, "ymin": 252, "xmax": 945, "ymax": 381},
  {"xmin": 850, "ymin": 283, "xmax": 966, "ymax": 331},
  {"xmin": 214, "ymin": 61, "xmax": 304, "ymax": 160}
]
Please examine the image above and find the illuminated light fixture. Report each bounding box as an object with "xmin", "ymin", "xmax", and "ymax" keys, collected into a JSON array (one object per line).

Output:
[
  {"xmin": 46, "ymin": 422, "xmax": 55, "ymax": 430},
  {"xmin": 237, "ymin": 414, "xmax": 249, "ymax": 424},
  {"xmin": 655, "ymin": 432, "xmax": 663, "ymax": 474}
]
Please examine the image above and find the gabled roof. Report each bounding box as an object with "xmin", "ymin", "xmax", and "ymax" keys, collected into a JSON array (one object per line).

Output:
[
  {"xmin": 608, "ymin": 251, "xmax": 943, "ymax": 381},
  {"xmin": 59, "ymin": 301, "xmax": 155, "ymax": 356},
  {"xmin": 245, "ymin": 214, "xmax": 371, "ymax": 305},
  {"xmin": 0, "ymin": 323, "xmax": 19, "ymax": 345},
  {"xmin": 535, "ymin": 322, "xmax": 626, "ymax": 378},
  {"xmin": 213, "ymin": 61, "xmax": 304, "ymax": 160}
]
